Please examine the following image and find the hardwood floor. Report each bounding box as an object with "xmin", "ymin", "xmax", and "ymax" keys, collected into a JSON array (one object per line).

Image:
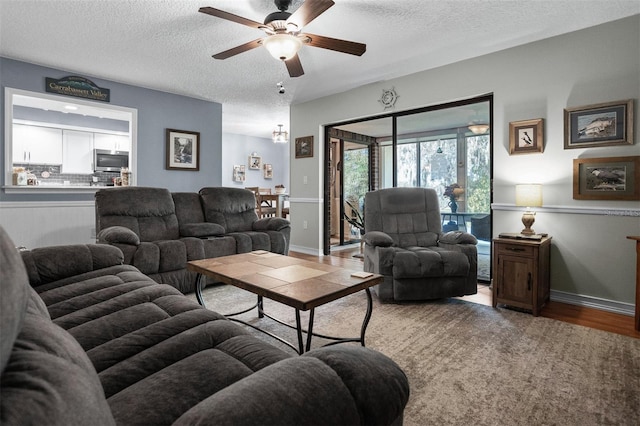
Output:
[{"xmin": 291, "ymin": 248, "xmax": 639, "ymax": 339}]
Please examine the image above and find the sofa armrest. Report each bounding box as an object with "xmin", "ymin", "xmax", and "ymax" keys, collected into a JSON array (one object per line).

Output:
[
  {"xmin": 363, "ymin": 231, "xmax": 394, "ymax": 247},
  {"xmin": 439, "ymin": 230, "xmax": 478, "ymax": 245},
  {"xmin": 20, "ymin": 244, "xmax": 124, "ymax": 287},
  {"xmin": 253, "ymin": 217, "xmax": 290, "ymax": 232},
  {"xmin": 174, "ymin": 345, "xmax": 408, "ymax": 426},
  {"xmin": 97, "ymin": 226, "xmax": 140, "ymax": 246},
  {"xmin": 179, "ymin": 223, "xmax": 225, "ymax": 238}
]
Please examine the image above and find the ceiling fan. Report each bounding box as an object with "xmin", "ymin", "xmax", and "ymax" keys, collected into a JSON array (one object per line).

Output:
[{"xmin": 199, "ymin": 0, "xmax": 366, "ymax": 77}]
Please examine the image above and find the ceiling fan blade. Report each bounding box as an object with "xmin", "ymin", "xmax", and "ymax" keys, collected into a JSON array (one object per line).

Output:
[
  {"xmin": 288, "ymin": 0, "xmax": 335, "ymax": 28},
  {"xmin": 212, "ymin": 39, "xmax": 263, "ymax": 60},
  {"xmin": 302, "ymin": 33, "xmax": 366, "ymax": 56},
  {"xmin": 199, "ymin": 6, "xmax": 263, "ymax": 29},
  {"xmin": 285, "ymin": 54, "xmax": 304, "ymax": 77}
]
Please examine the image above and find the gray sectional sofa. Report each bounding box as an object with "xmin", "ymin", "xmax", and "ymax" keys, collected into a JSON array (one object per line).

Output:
[
  {"xmin": 0, "ymin": 226, "xmax": 410, "ymax": 425},
  {"xmin": 95, "ymin": 186, "xmax": 290, "ymax": 294}
]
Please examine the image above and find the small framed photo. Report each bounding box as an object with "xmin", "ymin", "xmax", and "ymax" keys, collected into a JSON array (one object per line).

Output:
[
  {"xmin": 233, "ymin": 165, "xmax": 245, "ymax": 182},
  {"xmin": 295, "ymin": 136, "xmax": 313, "ymax": 159},
  {"xmin": 573, "ymin": 156, "xmax": 639, "ymax": 200},
  {"xmin": 263, "ymin": 163, "xmax": 273, "ymax": 179},
  {"xmin": 564, "ymin": 99, "xmax": 634, "ymax": 149},
  {"xmin": 166, "ymin": 129, "xmax": 200, "ymax": 171},
  {"xmin": 248, "ymin": 155, "xmax": 261, "ymax": 170},
  {"xmin": 509, "ymin": 118, "xmax": 544, "ymax": 155}
]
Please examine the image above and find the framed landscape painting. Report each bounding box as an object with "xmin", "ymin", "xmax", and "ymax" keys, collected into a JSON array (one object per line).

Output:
[
  {"xmin": 564, "ymin": 99, "xmax": 634, "ymax": 149},
  {"xmin": 573, "ymin": 156, "xmax": 639, "ymax": 200},
  {"xmin": 509, "ymin": 118, "xmax": 544, "ymax": 155},
  {"xmin": 166, "ymin": 129, "xmax": 200, "ymax": 171}
]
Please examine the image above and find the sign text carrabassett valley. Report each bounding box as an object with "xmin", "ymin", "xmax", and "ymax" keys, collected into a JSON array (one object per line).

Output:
[{"xmin": 45, "ymin": 76, "xmax": 110, "ymax": 102}]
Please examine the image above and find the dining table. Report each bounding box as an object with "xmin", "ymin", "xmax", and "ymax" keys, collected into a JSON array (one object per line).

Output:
[{"xmin": 260, "ymin": 193, "xmax": 288, "ymax": 218}]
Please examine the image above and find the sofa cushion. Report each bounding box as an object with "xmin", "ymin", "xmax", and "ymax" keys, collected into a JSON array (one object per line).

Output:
[
  {"xmin": 393, "ymin": 247, "xmax": 470, "ymax": 278},
  {"xmin": 180, "ymin": 222, "xmax": 225, "ymax": 238}
]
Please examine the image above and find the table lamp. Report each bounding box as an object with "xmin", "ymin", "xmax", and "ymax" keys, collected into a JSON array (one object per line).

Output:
[{"xmin": 515, "ymin": 184, "xmax": 542, "ymax": 235}]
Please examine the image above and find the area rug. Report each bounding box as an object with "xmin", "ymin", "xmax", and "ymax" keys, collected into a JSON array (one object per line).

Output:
[{"xmin": 194, "ymin": 285, "xmax": 640, "ymax": 426}]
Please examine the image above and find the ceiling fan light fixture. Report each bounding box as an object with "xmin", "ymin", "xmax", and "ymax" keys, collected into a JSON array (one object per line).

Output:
[
  {"xmin": 263, "ymin": 33, "xmax": 302, "ymax": 61},
  {"xmin": 273, "ymin": 124, "xmax": 288, "ymax": 143},
  {"xmin": 468, "ymin": 123, "xmax": 489, "ymax": 135}
]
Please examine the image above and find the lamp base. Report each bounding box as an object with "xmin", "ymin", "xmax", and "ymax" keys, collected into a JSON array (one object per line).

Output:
[{"xmin": 521, "ymin": 212, "xmax": 536, "ymax": 235}]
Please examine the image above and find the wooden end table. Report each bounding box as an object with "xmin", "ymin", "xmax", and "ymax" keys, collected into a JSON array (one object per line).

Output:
[{"xmin": 187, "ymin": 251, "xmax": 383, "ymax": 354}]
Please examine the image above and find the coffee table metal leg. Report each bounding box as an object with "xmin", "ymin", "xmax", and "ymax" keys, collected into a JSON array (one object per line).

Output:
[
  {"xmin": 258, "ymin": 295, "xmax": 264, "ymax": 318},
  {"xmin": 295, "ymin": 309, "xmax": 304, "ymax": 354},
  {"xmin": 360, "ymin": 288, "xmax": 373, "ymax": 347},
  {"xmin": 195, "ymin": 274, "xmax": 206, "ymax": 308},
  {"xmin": 305, "ymin": 309, "xmax": 315, "ymax": 352}
]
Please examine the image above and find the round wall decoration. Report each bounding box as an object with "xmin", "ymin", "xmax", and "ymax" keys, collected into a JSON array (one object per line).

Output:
[{"xmin": 379, "ymin": 87, "xmax": 399, "ymax": 109}]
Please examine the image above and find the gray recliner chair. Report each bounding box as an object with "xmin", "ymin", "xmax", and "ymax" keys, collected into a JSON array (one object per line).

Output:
[{"xmin": 363, "ymin": 187, "xmax": 478, "ymax": 302}]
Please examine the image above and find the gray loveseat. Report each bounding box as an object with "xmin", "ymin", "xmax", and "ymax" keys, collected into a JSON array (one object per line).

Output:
[
  {"xmin": 95, "ymin": 187, "xmax": 290, "ymax": 293},
  {"xmin": 363, "ymin": 187, "xmax": 478, "ymax": 302},
  {"xmin": 0, "ymin": 226, "xmax": 410, "ymax": 425}
]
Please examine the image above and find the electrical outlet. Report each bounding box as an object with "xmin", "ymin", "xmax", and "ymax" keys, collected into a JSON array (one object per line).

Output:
[
  {"xmin": 303, "ymin": 220, "xmax": 308, "ymax": 229},
  {"xmin": 303, "ymin": 176, "xmax": 308, "ymax": 184}
]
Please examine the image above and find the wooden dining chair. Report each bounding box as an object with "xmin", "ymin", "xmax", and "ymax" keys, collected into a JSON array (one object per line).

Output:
[{"xmin": 246, "ymin": 187, "xmax": 276, "ymax": 218}]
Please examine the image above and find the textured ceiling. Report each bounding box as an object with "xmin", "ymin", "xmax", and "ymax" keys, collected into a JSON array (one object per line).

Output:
[{"xmin": 1, "ymin": 0, "xmax": 638, "ymax": 138}]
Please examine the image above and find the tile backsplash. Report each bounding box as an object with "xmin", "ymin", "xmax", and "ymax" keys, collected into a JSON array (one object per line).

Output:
[{"xmin": 14, "ymin": 163, "xmax": 120, "ymax": 186}]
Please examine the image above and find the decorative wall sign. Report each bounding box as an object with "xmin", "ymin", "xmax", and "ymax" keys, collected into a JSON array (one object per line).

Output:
[
  {"xmin": 379, "ymin": 87, "xmax": 399, "ymax": 109},
  {"xmin": 573, "ymin": 155, "xmax": 639, "ymax": 200},
  {"xmin": 45, "ymin": 76, "xmax": 110, "ymax": 102},
  {"xmin": 509, "ymin": 118, "xmax": 544, "ymax": 155},
  {"xmin": 166, "ymin": 129, "xmax": 200, "ymax": 171},
  {"xmin": 263, "ymin": 163, "xmax": 273, "ymax": 179},
  {"xmin": 233, "ymin": 165, "xmax": 245, "ymax": 182},
  {"xmin": 564, "ymin": 99, "xmax": 634, "ymax": 149},
  {"xmin": 248, "ymin": 154, "xmax": 261, "ymax": 169},
  {"xmin": 295, "ymin": 136, "xmax": 314, "ymax": 158}
]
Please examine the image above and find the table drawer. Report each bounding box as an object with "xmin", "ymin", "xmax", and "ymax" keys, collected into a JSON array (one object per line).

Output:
[{"xmin": 495, "ymin": 243, "xmax": 534, "ymax": 257}]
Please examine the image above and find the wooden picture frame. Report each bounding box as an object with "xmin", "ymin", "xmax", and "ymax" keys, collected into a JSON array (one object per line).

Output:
[
  {"xmin": 509, "ymin": 118, "xmax": 544, "ymax": 155},
  {"xmin": 263, "ymin": 163, "xmax": 273, "ymax": 179},
  {"xmin": 573, "ymin": 156, "xmax": 640, "ymax": 200},
  {"xmin": 248, "ymin": 155, "xmax": 261, "ymax": 170},
  {"xmin": 166, "ymin": 129, "xmax": 200, "ymax": 171},
  {"xmin": 295, "ymin": 136, "xmax": 313, "ymax": 158},
  {"xmin": 564, "ymin": 99, "xmax": 634, "ymax": 149},
  {"xmin": 233, "ymin": 165, "xmax": 245, "ymax": 182}
]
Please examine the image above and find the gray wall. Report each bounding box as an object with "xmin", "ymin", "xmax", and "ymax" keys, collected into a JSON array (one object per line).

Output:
[
  {"xmin": 290, "ymin": 16, "xmax": 640, "ymax": 306},
  {"xmin": 1, "ymin": 57, "xmax": 223, "ymax": 201}
]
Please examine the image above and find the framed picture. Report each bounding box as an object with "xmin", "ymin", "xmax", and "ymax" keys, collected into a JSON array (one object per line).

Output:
[
  {"xmin": 263, "ymin": 163, "xmax": 273, "ymax": 179},
  {"xmin": 248, "ymin": 154, "xmax": 261, "ymax": 170},
  {"xmin": 573, "ymin": 156, "xmax": 639, "ymax": 200},
  {"xmin": 509, "ymin": 118, "xmax": 544, "ymax": 155},
  {"xmin": 233, "ymin": 165, "xmax": 245, "ymax": 182},
  {"xmin": 564, "ymin": 99, "xmax": 634, "ymax": 149},
  {"xmin": 166, "ymin": 129, "xmax": 200, "ymax": 171},
  {"xmin": 295, "ymin": 136, "xmax": 313, "ymax": 158}
]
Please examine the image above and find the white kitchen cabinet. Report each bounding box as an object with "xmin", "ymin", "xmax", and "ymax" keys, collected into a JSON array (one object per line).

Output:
[
  {"xmin": 12, "ymin": 124, "xmax": 63, "ymax": 165},
  {"xmin": 94, "ymin": 133, "xmax": 130, "ymax": 151},
  {"xmin": 62, "ymin": 130, "xmax": 93, "ymax": 174}
]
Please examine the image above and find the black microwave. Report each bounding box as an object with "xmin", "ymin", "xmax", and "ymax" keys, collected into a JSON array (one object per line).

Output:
[{"xmin": 94, "ymin": 149, "xmax": 129, "ymax": 172}]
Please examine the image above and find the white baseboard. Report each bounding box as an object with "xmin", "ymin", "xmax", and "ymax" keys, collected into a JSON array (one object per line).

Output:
[
  {"xmin": 289, "ymin": 244, "xmax": 322, "ymax": 256},
  {"xmin": 550, "ymin": 290, "xmax": 635, "ymax": 317}
]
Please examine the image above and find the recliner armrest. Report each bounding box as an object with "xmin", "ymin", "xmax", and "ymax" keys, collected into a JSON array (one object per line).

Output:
[
  {"xmin": 97, "ymin": 226, "xmax": 140, "ymax": 246},
  {"xmin": 363, "ymin": 231, "xmax": 394, "ymax": 247},
  {"xmin": 439, "ymin": 231, "xmax": 478, "ymax": 245},
  {"xmin": 253, "ymin": 217, "xmax": 290, "ymax": 232}
]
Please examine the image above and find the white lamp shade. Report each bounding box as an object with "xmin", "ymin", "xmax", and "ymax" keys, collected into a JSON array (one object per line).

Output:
[
  {"xmin": 515, "ymin": 184, "xmax": 543, "ymax": 208},
  {"xmin": 263, "ymin": 34, "xmax": 302, "ymax": 61},
  {"xmin": 468, "ymin": 124, "xmax": 489, "ymax": 134}
]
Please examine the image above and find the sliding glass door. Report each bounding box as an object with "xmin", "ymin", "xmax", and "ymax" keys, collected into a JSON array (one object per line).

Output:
[{"xmin": 324, "ymin": 95, "xmax": 492, "ymax": 281}]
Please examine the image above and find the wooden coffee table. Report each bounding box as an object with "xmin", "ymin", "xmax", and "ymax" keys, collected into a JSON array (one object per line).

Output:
[{"xmin": 187, "ymin": 251, "xmax": 383, "ymax": 354}]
